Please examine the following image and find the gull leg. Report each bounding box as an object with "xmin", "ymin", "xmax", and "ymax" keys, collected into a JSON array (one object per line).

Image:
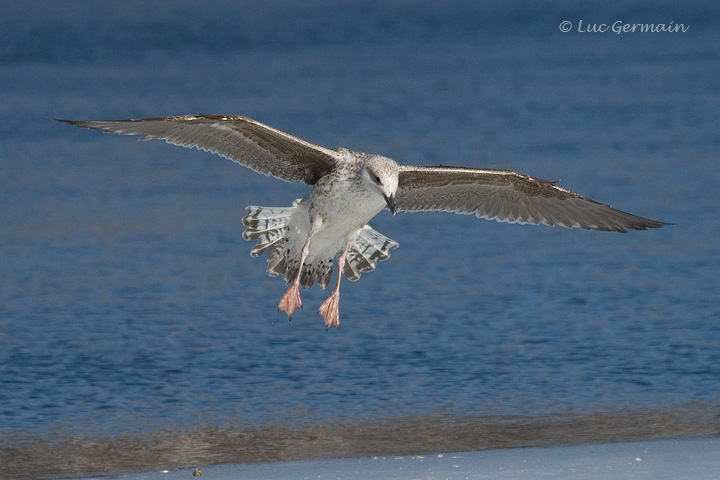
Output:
[
  {"xmin": 278, "ymin": 237, "xmax": 311, "ymax": 320},
  {"xmin": 318, "ymin": 247, "xmax": 347, "ymax": 329}
]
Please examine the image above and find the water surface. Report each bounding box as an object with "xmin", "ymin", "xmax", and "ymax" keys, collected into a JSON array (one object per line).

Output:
[{"xmin": 1, "ymin": 1, "xmax": 719, "ymax": 478}]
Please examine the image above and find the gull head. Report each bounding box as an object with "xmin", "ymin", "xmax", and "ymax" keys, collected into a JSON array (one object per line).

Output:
[{"xmin": 363, "ymin": 155, "xmax": 400, "ymax": 215}]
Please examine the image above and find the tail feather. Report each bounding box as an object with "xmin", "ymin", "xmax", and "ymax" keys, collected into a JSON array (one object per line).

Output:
[
  {"xmin": 243, "ymin": 206, "xmax": 398, "ymax": 288},
  {"xmin": 266, "ymin": 245, "xmax": 286, "ymax": 276},
  {"xmin": 243, "ymin": 207, "xmax": 293, "ymax": 240},
  {"xmin": 249, "ymin": 229, "xmax": 285, "ymax": 257},
  {"xmin": 243, "ymin": 205, "xmax": 293, "ymax": 272},
  {"xmin": 344, "ymin": 226, "xmax": 399, "ymax": 282},
  {"xmin": 243, "ymin": 205, "xmax": 333, "ymax": 289}
]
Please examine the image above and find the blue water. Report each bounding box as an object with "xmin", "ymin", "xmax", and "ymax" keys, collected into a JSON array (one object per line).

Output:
[{"xmin": 1, "ymin": 0, "xmax": 719, "ymax": 477}]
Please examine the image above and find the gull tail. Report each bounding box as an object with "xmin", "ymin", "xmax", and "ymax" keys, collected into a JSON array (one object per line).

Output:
[
  {"xmin": 242, "ymin": 206, "xmax": 294, "ymax": 258},
  {"xmin": 242, "ymin": 205, "xmax": 333, "ymax": 289},
  {"xmin": 242, "ymin": 207, "xmax": 398, "ymax": 289},
  {"xmin": 343, "ymin": 226, "xmax": 399, "ymax": 282},
  {"xmin": 242, "ymin": 206, "xmax": 299, "ymax": 282}
]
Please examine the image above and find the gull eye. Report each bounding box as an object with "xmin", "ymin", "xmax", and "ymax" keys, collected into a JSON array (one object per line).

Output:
[{"xmin": 371, "ymin": 173, "xmax": 382, "ymax": 184}]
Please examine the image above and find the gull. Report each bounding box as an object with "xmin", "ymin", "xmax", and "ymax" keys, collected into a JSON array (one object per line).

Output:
[{"xmin": 57, "ymin": 115, "xmax": 667, "ymax": 328}]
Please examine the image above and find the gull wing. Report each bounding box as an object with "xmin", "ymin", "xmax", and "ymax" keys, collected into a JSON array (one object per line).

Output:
[
  {"xmin": 56, "ymin": 114, "xmax": 340, "ymax": 184},
  {"xmin": 396, "ymin": 165, "xmax": 667, "ymax": 232}
]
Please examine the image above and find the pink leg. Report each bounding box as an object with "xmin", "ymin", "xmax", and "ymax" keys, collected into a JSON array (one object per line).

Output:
[
  {"xmin": 278, "ymin": 238, "xmax": 311, "ymax": 320},
  {"xmin": 318, "ymin": 248, "xmax": 347, "ymax": 328}
]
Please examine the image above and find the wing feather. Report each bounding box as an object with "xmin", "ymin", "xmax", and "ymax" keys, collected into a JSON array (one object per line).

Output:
[
  {"xmin": 396, "ymin": 166, "xmax": 667, "ymax": 232},
  {"xmin": 56, "ymin": 114, "xmax": 340, "ymax": 184}
]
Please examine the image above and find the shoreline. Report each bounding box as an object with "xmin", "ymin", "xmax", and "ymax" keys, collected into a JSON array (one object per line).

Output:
[
  {"xmin": 5, "ymin": 407, "xmax": 719, "ymax": 479},
  {"xmin": 66, "ymin": 437, "xmax": 720, "ymax": 480}
]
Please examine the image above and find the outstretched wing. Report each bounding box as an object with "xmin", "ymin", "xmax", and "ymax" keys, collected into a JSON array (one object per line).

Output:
[
  {"xmin": 56, "ymin": 114, "xmax": 340, "ymax": 184},
  {"xmin": 396, "ymin": 166, "xmax": 667, "ymax": 232}
]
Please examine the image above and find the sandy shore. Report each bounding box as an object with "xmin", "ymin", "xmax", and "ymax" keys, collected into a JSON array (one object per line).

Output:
[{"xmin": 74, "ymin": 437, "xmax": 719, "ymax": 480}]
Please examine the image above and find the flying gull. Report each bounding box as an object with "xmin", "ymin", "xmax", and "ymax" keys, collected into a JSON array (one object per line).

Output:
[{"xmin": 57, "ymin": 115, "xmax": 667, "ymax": 328}]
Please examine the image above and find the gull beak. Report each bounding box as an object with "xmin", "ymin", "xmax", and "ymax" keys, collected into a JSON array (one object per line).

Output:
[{"xmin": 384, "ymin": 193, "xmax": 397, "ymax": 216}]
